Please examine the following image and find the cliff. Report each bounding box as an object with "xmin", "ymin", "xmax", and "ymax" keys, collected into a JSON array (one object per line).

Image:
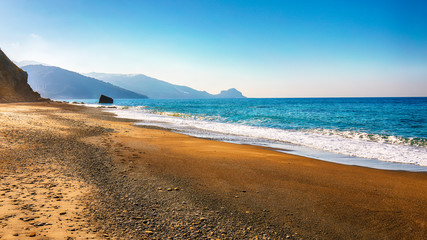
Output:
[{"xmin": 0, "ymin": 49, "xmax": 44, "ymax": 102}]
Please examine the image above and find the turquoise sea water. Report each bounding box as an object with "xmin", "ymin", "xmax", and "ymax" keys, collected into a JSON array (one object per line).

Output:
[{"xmin": 70, "ymin": 97, "xmax": 427, "ymax": 171}]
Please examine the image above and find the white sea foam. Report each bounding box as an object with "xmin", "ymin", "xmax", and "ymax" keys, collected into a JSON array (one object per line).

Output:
[{"xmin": 103, "ymin": 107, "xmax": 427, "ymax": 168}]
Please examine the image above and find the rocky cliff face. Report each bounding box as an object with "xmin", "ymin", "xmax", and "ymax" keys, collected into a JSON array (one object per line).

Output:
[{"xmin": 0, "ymin": 49, "xmax": 44, "ymax": 103}]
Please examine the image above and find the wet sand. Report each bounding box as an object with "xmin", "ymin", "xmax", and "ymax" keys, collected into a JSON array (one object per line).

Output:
[{"xmin": 0, "ymin": 102, "xmax": 426, "ymax": 239}]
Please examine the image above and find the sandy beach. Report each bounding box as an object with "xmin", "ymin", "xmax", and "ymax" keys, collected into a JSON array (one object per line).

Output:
[{"xmin": 0, "ymin": 102, "xmax": 426, "ymax": 239}]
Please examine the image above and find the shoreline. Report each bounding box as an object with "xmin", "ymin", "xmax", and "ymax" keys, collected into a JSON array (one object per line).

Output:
[
  {"xmin": 135, "ymin": 123, "xmax": 427, "ymax": 173},
  {"xmin": 94, "ymin": 104, "xmax": 427, "ymax": 172},
  {"xmin": 1, "ymin": 102, "xmax": 426, "ymax": 239}
]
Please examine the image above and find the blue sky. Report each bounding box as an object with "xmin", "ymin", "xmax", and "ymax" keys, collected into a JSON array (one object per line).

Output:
[{"xmin": 1, "ymin": 0, "xmax": 426, "ymax": 97}]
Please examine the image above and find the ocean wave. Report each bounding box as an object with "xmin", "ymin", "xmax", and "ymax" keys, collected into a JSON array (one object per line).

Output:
[{"xmin": 309, "ymin": 128, "xmax": 427, "ymax": 148}]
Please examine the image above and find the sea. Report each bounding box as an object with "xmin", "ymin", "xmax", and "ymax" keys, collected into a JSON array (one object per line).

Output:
[{"xmin": 67, "ymin": 97, "xmax": 427, "ymax": 172}]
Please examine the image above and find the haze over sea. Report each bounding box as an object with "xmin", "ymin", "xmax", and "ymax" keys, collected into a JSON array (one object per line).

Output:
[{"xmin": 69, "ymin": 97, "xmax": 427, "ymax": 172}]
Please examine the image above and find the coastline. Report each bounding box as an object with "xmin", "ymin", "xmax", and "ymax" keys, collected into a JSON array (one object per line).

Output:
[
  {"xmin": 0, "ymin": 102, "xmax": 426, "ymax": 239},
  {"xmin": 87, "ymin": 97, "xmax": 427, "ymax": 170}
]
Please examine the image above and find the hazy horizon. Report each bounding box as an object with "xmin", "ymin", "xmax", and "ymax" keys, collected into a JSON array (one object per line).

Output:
[{"xmin": 1, "ymin": 0, "xmax": 426, "ymax": 98}]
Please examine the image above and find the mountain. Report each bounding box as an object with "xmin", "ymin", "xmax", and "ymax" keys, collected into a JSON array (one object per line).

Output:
[
  {"xmin": 14, "ymin": 60, "xmax": 48, "ymax": 68},
  {"xmin": 22, "ymin": 65, "xmax": 148, "ymax": 100},
  {"xmin": 0, "ymin": 50, "xmax": 45, "ymax": 103},
  {"xmin": 216, "ymin": 88, "xmax": 246, "ymax": 98},
  {"xmin": 85, "ymin": 72, "xmax": 246, "ymax": 99}
]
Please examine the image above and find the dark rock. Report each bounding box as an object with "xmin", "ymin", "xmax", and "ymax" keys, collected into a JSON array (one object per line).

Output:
[
  {"xmin": 99, "ymin": 94, "xmax": 113, "ymax": 104},
  {"xmin": 0, "ymin": 49, "xmax": 48, "ymax": 103}
]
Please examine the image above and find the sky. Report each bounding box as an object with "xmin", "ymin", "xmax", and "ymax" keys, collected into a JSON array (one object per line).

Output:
[{"xmin": 0, "ymin": 0, "xmax": 426, "ymax": 97}]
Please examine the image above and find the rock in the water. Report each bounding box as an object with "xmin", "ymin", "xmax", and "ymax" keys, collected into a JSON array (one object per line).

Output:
[
  {"xmin": 99, "ymin": 94, "xmax": 113, "ymax": 103},
  {"xmin": 0, "ymin": 49, "xmax": 47, "ymax": 102}
]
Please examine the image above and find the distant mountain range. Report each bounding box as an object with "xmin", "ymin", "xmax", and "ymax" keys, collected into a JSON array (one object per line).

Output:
[
  {"xmin": 22, "ymin": 65, "xmax": 147, "ymax": 99},
  {"xmin": 84, "ymin": 73, "xmax": 246, "ymax": 99},
  {"xmin": 18, "ymin": 61, "xmax": 246, "ymax": 100},
  {"xmin": 15, "ymin": 60, "xmax": 48, "ymax": 67}
]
